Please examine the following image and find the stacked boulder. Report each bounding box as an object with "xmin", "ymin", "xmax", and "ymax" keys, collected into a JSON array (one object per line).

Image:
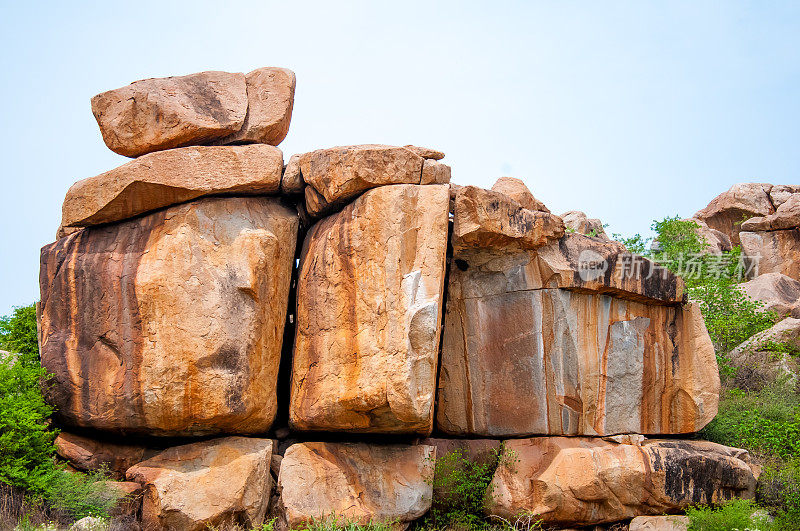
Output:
[{"xmin": 38, "ymin": 68, "xmax": 757, "ymax": 530}]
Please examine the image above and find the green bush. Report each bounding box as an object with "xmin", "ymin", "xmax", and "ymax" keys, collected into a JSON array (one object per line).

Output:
[
  {"xmin": 759, "ymin": 458, "xmax": 800, "ymax": 529},
  {"xmin": 685, "ymin": 499, "xmax": 770, "ymax": 530}
]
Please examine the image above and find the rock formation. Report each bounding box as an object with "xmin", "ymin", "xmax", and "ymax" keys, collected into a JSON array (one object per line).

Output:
[{"xmin": 35, "ymin": 66, "xmax": 760, "ymax": 529}]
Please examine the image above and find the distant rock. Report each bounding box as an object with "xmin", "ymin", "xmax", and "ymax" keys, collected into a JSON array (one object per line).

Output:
[
  {"xmin": 127, "ymin": 437, "xmax": 273, "ymax": 531},
  {"xmin": 278, "ymin": 442, "xmax": 434, "ymax": 528},
  {"xmin": 741, "ymin": 229, "xmax": 800, "ymax": 280},
  {"xmin": 730, "ymin": 317, "xmax": 800, "ymax": 389},
  {"xmin": 561, "ymin": 210, "xmax": 609, "ymax": 240},
  {"xmin": 486, "ymin": 438, "xmax": 757, "ymax": 527},
  {"xmin": 491, "ymin": 177, "xmax": 550, "ymax": 212},
  {"xmin": 694, "ymin": 183, "xmax": 775, "ymax": 245},
  {"xmin": 739, "ymin": 272, "xmax": 800, "ymax": 317}
]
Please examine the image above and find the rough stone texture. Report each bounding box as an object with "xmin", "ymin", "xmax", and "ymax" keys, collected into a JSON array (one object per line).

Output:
[
  {"xmin": 54, "ymin": 432, "xmax": 159, "ymax": 479},
  {"xmin": 70, "ymin": 516, "xmax": 110, "ymax": 531},
  {"xmin": 486, "ymin": 438, "xmax": 757, "ymax": 527},
  {"xmin": 730, "ymin": 318, "xmax": 800, "ymax": 387},
  {"xmin": 281, "ymin": 154, "xmax": 305, "ymax": 194},
  {"xmin": 437, "ymin": 285, "xmax": 718, "ymax": 436},
  {"xmin": 126, "ymin": 437, "xmax": 272, "ymax": 531},
  {"xmin": 403, "ymin": 145, "xmax": 445, "ymax": 160},
  {"xmin": 740, "ymin": 229, "xmax": 800, "ymax": 280},
  {"xmin": 417, "ymin": 438, "xmax": 501, "ymax": 467},
  {"xmin": 741, "ymin": 194, "xmax": 800, "ymax": 231},
  {"xmin": 40, "ymin": 197, "xmax": 298, "ymax": 436},
  {"xmin": 290, "ymin": 184, "xmax": 449, "ymax": 434},
  {"xmin": 60, "ymin": 145, "xmax": 283, "ymax": 230},
  {"xmin": 561, "ymin": 210, "xmax": 610, "ymax": 240},
  {"xmin": 694, "ymin": 183, "xmax": 776, "ymax": 245},
  {"xmin": 278, "ymin": 442, "xmax": 434, "ymax": 528},
  {"xmin": 770, "ymin": 185, "xmax": 800, "ymax": 209},
  {"xmin": 687, "ymin": 218, "xmax": 732, "ymax": 255},
  {"xmin": 452, "ymin": 186, "xmax": 565, "ymax": 252},
  {"xmin": 420, "ymin": 159, "xmax": 451, "ymax": 185},
  {"xmin": 91, "ymin": 71, "xmax": 248, "ymax": 157},
  {"xmin": 629, "ymin": 516, "xmax": 689, "ymax": 531},
  {"xmin": 739, "ymin": 272, "xmax": 800, "ymax": 317},
  {"xmin": 299, "ymin": 145, "xmax": 424, "ymax": 209},
  {"xmin": 491, "ymin": 177, "xmax": 550, "ymax": 212},
  {"xmin": 217, "ymin": 67, "xmax": 295, "ymax": 146}
]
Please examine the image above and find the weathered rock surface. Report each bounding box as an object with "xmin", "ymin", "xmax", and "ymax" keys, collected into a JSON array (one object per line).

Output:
[
  {"xmin": 629, "ymin": 515, "xmax": 689, "ymax": 531},
  {"xmin": 738, "ymin": 272, "xmax": 800, "ymax": 318},
  {"xmin": 40, "ymin": 197, "xmax": 298, "ymax": 436},
  {"xmin": 403, "ymin": 145, "xmax": 445, "ymax": 160},
  {"xmin": 127, "ymin": 437, "xmax": 273, "ymax": 531},
  {"xmin": 217, "ymin": 67, "xmax": 295, "ymax": 146},
  {"xmin": 486, "ymin": 438, "xmax": 757, "ymax": 526},
  {"xmin": 770, "ymin": 185, "xmax": 800, "ymax": 208},
  {"xmin": 687, "ymin": 218, "xmax": 733, "ymax": 254},
  {"xmin": 730, "ymin": 317, "xmax": 800, "ymax": 388},
  {"xmin": 291, "ymin": 184, "xmax": 449, "ymax": 434},
  {"xmin": 281, "ymin": 153, "xmax": 305, "ymax": 194},
  {"xmin": 492, "ymin": 177, "xmax": 550, "ymax": 212},
  {"xmin": 740, "ymin": 229, "xmax": 800, "ymax": 280},
  {"xmin": 694, "ymin": 183, "xmax": 776, "ymax": 245},
  {"xmin": 92, "ymin": 71, "xmax": 249, "ymax": 157},
  {"xmin": 451, "ymin": 185, "xmax": 564, "ymax": 252},
  {"xmin": 60, "ymin": 145, "xmax": 283, "ymax": 231},
  {"xmin": 54, "ymin": 432, "xmax": 158, "ymax": 479},
  {"xmin": 420, "ymin": 159, "xmax": 451, "ymax": 185},
  {"xmin": 438, "ymin": 286, "xmax": 718, "ymax": 436},
  {"xmin": 299, "ymin": 145, "xmax": 424, "ymax": 211},
  {"xmin": 278, "ymin": 442, "xmax": 434, "ymax": 528},
  {"xmin": 561, "ymin": 210, "xmax": 609, "ymax": 240},
  {"xmin": 741, "ymin": 194, "xmax": 800, "ymax": 231}
]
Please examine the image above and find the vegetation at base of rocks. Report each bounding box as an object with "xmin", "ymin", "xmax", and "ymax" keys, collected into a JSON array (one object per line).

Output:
[
  {"xmin": 0, "ymin": 305, "xmax": 123, "ymax": 525},
  {"xmin": 685, "ymin": 499, "xmax": 771, "ymax": 530},
  {"xmin": 294, "ymin": 518, "xmax": 395, "ymax": 531}
]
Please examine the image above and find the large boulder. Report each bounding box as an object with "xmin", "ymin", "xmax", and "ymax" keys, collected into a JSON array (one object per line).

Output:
[
  {"xmin": 490, "ymin": 177, "xmax": 550, "ymax": 212},
  {"xmin": 741, "ymin": 194, "xmax": 800, "ymax": 231},
  {"xmin": 290, "ymin": 184, "xmax": 449, "ymax": 434},
  {"xmin": 54, "ymin": 432, "xmax": 158, "ymax": 479},
  {"xmin": 486, "ymin": 438, "xmax": 757, "ymax": 527},
  {"xmin": 561, "ymin": 210, "xmax": 610, "ymax": 240},
  {"xmin": 770, "ymin": 185, "xmax": 800, "ymax": 209},
  {"xmin": 694, "ymin": 183, "xmax": 775, "ymax": 245},
  {"xmin": 437, "ymin": 286, "xmax": 718, "ymax": 436},
  {"xmin": 451, "ymin": 185, "xmax": 564, "ymax": 252},
  {"xmin": 39, "ymin": 197, "xmax": 298, "ymax": 436},
  {"xmin": 92, "ymin": 71, "xmax": 248, "ymax": 157},
  {"xmin": 92, "ymin": 68, "xmax": 295, "ymax": 157},
  {"xmin": 740, "ymin": 229, "xmax": 800, "ymax": 280},
  {"xmin": 739, "ymin": 272, "xmax": 800, "ymax": 317},
  {"xmin": 126, "ymin": 437, "xmax": 273, "ymax": 531},
  {"xmin": 278, "ymin": 442, "xmax": 434, "ymax": 528},
  {"xmin": 215, "ymin": 67, "xmax": 295, "ymax": 146},
  {"xmin": 59, "ymin": 145, "xmax": 283, "ymax": 232},
  {"xmin": 299, "ymin": 145, "xmax": 425, "ymax": 214}
]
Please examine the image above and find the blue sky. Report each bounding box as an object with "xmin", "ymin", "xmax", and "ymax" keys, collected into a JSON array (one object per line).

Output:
[{"xmin": 1, "ymin": 1, "xmax": 799, "ymax": 315}]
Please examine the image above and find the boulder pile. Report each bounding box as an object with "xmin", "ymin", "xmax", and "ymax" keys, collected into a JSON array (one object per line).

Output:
[{"xmin": 39, "ymin": 67, "xmax": 756, "ymax": 530}]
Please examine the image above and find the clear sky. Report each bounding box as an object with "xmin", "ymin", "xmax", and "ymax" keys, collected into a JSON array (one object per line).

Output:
[{"xmin": 1, "ymin": 1, "xmax": 799, "ymax": 316}]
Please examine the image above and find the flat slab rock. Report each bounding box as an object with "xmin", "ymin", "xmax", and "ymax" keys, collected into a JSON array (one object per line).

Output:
[
  {"xmin": 486, "ymin": 438, "xmax": 757, "ymax": 527},
  {"xmin": 92, "ymin": 68, "xmax": 295, "ymax": 157},
  {"xmin": 40, "ymin": 197, "xmax": 298, "ymax": 436},
  {"xmin": 127, "ymin": 437, "xmax": 273, "ymax": 531},
  {"xmin": 278, "ymin": 442, "xmax": 434, "ymax": 528},
  {"xmin": 290, "ymin": 184, "xmax": 449, "ymax": 434},
  {"xmin": 438, "ymin": 284, "xmax": 719, "ymax": 436},
  {"xmin": 60, "ymin": 144, "xmax": 283, "ymax": 232}
]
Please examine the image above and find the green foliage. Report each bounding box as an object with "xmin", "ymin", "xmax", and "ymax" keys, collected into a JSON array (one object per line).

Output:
[
  {"xmin": 296, "ymin": 518, "xmax": 394, "ymax": 531},
  {"xmin": 685, "ymin": 499, "xmax": 770, "ymax": 530},
  {"xmin": 0, "ymin": 304, "xmax": 39, "ymax": 364},
  {"xmin": 612, "ymin": 232, "xmax": 651, "ymax": 255},
  {"xmin": 759, "ymin": 457, "xmax": 800, "ymax": 528}
]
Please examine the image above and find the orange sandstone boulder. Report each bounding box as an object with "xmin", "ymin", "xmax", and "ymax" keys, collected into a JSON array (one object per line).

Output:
[
  {"xmin": 54, "ymin": 432, "xmax": 158, "ymax": 479},
  {"xmin": 40, "ymin": 197, "xmax": 298, "ymax": 436},
  {"xmin": 491, "ymin": 177, "xmax": 550, "ymax": 212},
  {"xmin": 694, "ymin": 183, "xmax": 776, "ymax": 245},
  {"xmin": 290, "ymin": 184, "xmax": 449, "ymax": 434}
]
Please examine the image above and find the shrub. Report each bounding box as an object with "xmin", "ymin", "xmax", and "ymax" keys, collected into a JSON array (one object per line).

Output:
[
  {"xmin": 685, "ymin": 499, "xmax": 770, "ymax": 530},
  {"xmin": 759, "ymin": 457, "xmax": 800, "ymax": 529}
]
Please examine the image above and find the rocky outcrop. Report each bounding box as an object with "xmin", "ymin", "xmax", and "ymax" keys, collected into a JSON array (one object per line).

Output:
[
  {"xmin": 40, "ymin": 197, "xmax": 298, "ymax": 435},
  {"xmin": 740, "ymin": 229, "xmax": 800, "ymax": 280},
  {"xmin": 729, "ymin": 317, "xmax": 800, "ymax": 389},
  {"xmin": 694, "ymin": 183, "xmax": 776, "ymax": 245},
  {"xmin": 277, "ymin": 442, "xmax": 434, "ymax": 528},
  {"xmin": 54, "ymin": 432, "xmax": 158, "ymax": 479},
  {"xmin": 486, "ymin": 438, "xmax": 757, "ymax": 527},
  {"xmin": 59, "ymin": 145, "xmax": 283, "ymax": 231},
  {"xmin": 738, "ymin": 272, "xmax": 800, "ymax": 318},
  {"xmin": 687, "ymin": 218, "xmax": 733, "ymax": 255},
  {"xmin": 561, "ymin": 210, "xmax": 610, "ymax": 240},
  {"xmin": 438, "ymin": 290, "xmax": 718, "ymax": 436},
  {"xmin": 420, "ymin": 159, "xmax": 451, "ymax": 185},
  {"xmin": 290, "ymin": 184, "xmax": 449, "ymax": 434},
  {"xmin": 281, "ymin": 153, "xmax": 305, "ymax": 194},
  {"xmin": 92, "ymin": 68, "xmax": 295, "ymax": 157},
  {"xmin": 741, "ymin": 194, "xmax": 800, "ymax": 232},
  {"xmin": 127, "ymin": 437, "xmax": 273, "ymax": 531},
  {"xmin": 451, "ymin": 185, "xmax": 564, "ymax": 252},
  {"xmin": 491, "ymin": 177, "xmax": 550, "ymax": 212}
]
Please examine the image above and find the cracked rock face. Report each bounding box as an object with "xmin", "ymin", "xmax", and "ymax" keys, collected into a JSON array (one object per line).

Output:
[
  {"xmin": 39, "ymin": 197, "xmax": 298, "ymax": 436},
  {"xmin": 486, "ymin": 438, "xmax": 757, "ymax": 527},
  {"xmin": 278, "ymin": 442, "xmax": 434, "ymax": 528},
  {"xmin": 741, "ymin": 229, "xmax": 800, "ymax": 280},
  {"xmin": 127, "ymin": 437, "xmax": 273, "ymax": 531},
  {"xmin": 290, "ymin": 184, "xmax": 449, "ymax": 434}
]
